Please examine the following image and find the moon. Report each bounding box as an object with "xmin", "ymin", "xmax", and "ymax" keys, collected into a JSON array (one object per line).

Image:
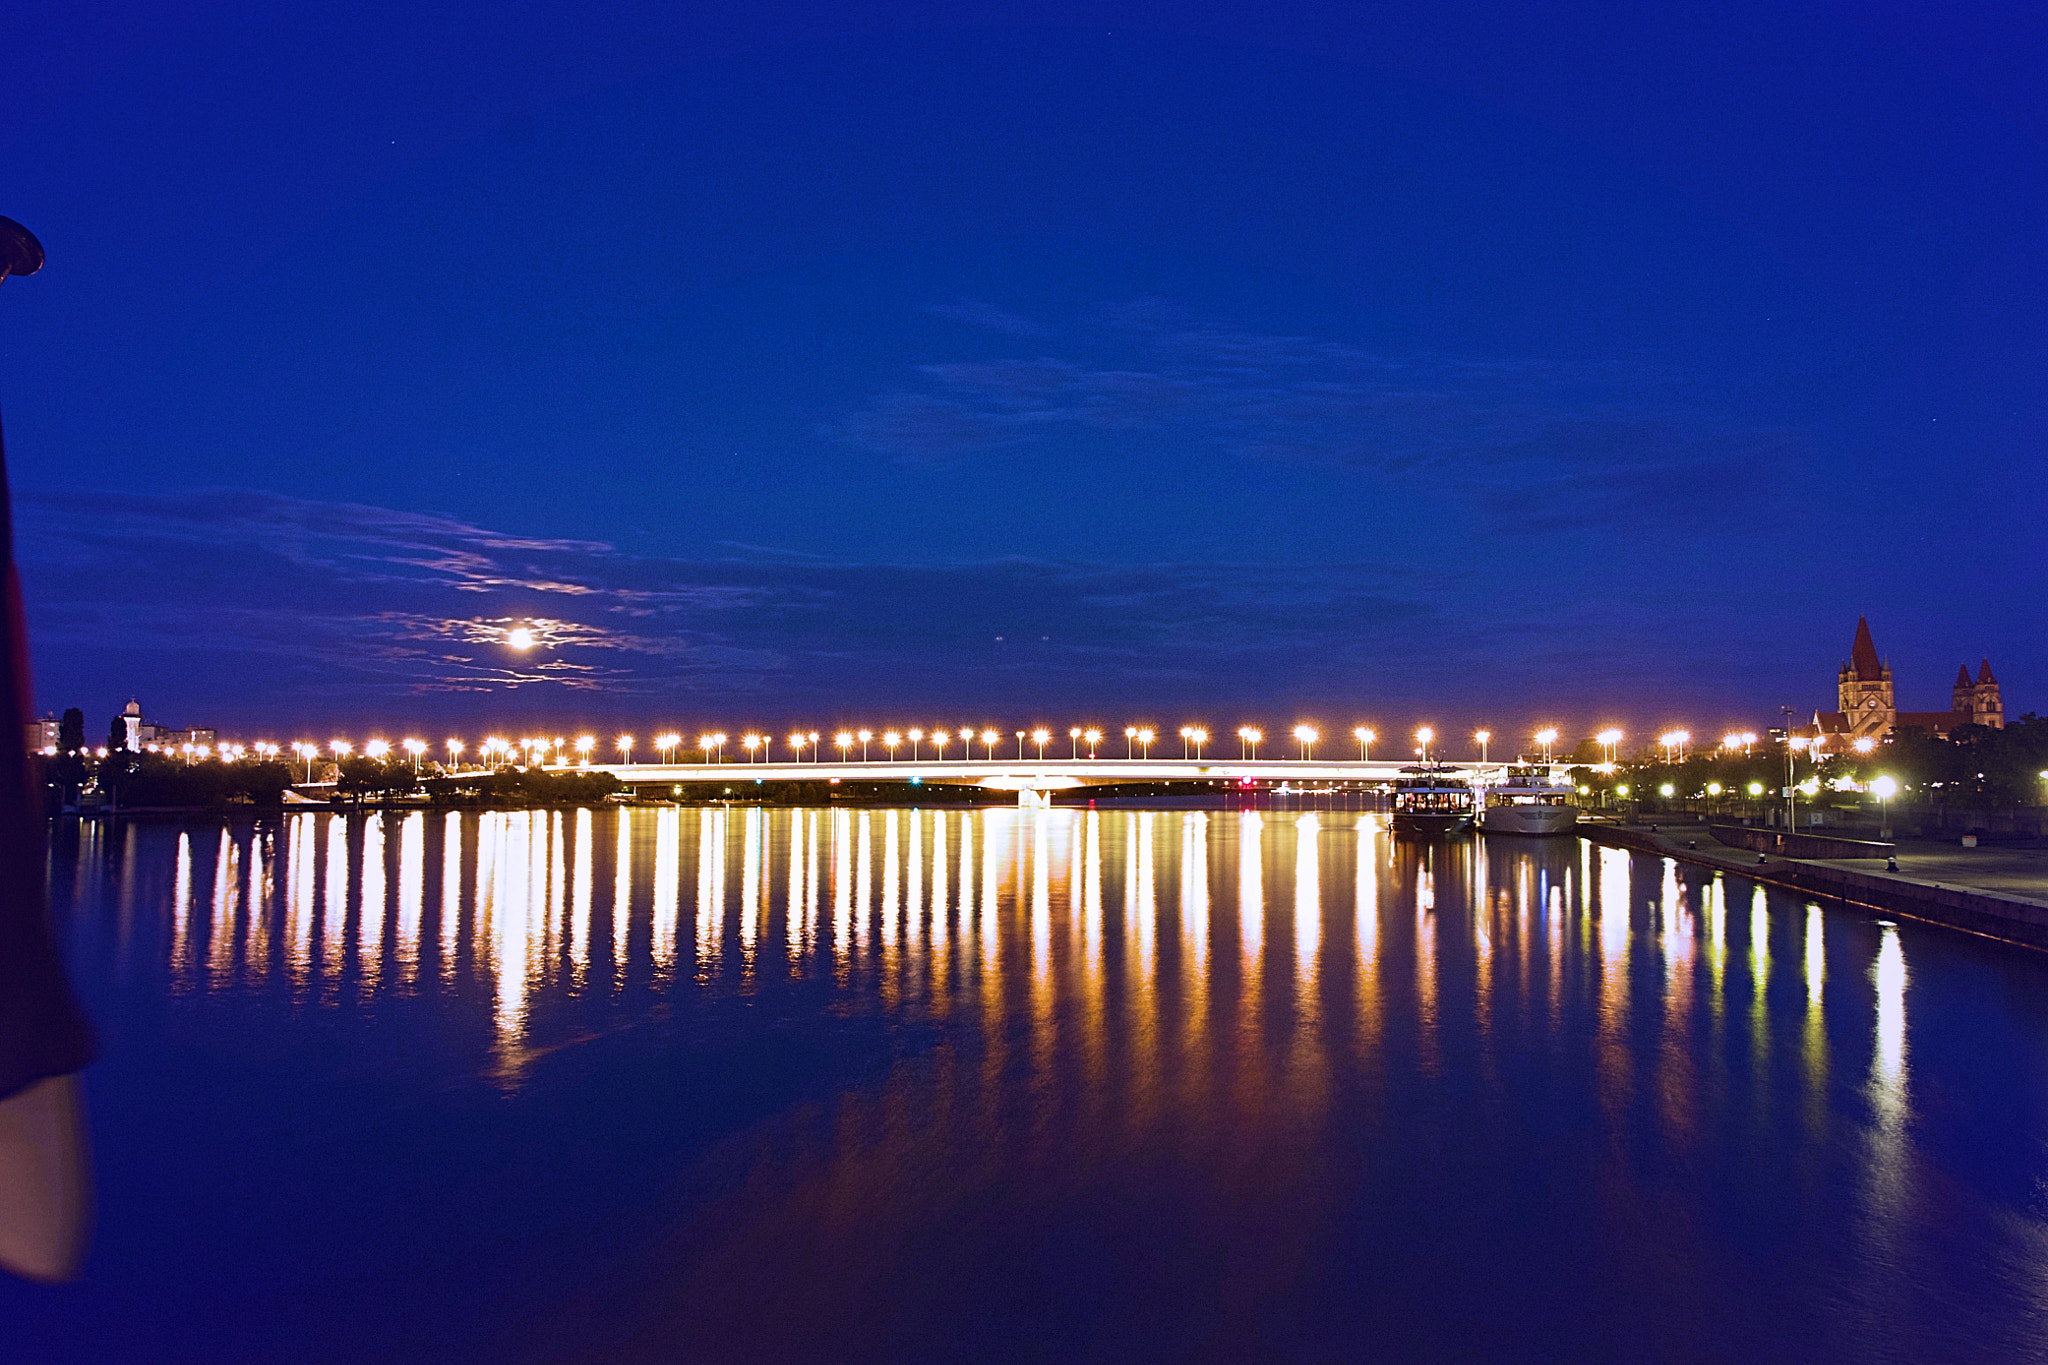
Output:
[{"xmin": 506, "ymin": 626, "xmax": 535, "ymax": 651}]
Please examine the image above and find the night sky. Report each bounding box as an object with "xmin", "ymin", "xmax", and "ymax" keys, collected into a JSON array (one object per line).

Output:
[{"xmin": 5, "ymin": 2, "xmax": 2044, "ymax": 742}]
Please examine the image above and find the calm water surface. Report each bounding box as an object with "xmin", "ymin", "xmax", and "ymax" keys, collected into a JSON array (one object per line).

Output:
[{"xmin": 14, "ymin": 806, "xmax": 2048, "ymax": 1362}]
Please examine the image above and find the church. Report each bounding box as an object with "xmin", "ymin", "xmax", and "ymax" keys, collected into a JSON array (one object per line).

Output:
[{"xmin": 1812, "ymin": 616, "xmax": 2002, "ymax": 745}]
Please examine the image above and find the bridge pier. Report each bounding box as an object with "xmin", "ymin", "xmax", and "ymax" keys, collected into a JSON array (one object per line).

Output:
[{"xmin": 1016, "ymin": 787, "xmax": 1053, "ymax": 809}]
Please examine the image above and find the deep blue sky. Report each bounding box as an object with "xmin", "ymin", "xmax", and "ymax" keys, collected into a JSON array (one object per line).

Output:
[{"xmin": 4, "ymin": 1, "xmax": 2044, "ymax": 743}]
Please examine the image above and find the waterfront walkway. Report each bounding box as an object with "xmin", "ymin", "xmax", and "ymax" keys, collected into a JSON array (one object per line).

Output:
[{"xmin": 1590, "ymin": 819, "xmax": 2048, "ymax": 948}]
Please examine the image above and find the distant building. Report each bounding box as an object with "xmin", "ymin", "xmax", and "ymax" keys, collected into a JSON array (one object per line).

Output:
[
  {"xmin": 118, "ymin": 698, "xmax": 217, "ymax": 753},
  {"xmin": 25, "ymin": 713, "xmax": 59, "ymax": 754},
  {"xmin": 1810, "ymin": 616, "xmax": 2002, "ymax": 745}
]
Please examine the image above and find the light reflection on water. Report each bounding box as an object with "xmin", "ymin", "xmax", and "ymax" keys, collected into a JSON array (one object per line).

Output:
[{"xmin": 37, "ymin": 806, "xmax": 2048, "ymax": 1362}]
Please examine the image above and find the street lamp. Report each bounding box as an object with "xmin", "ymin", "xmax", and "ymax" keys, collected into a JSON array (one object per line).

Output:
[
  {"xmin": 980, "ymin": 729, "xmax": 999, "ymax": 760},
  {"xmin": 858, "ymin": 729, "xmax": 873, "ymax": 761},
  {"xmin": 743, "ymin": 733, "xmax": 761, "ymax": 762},
  {"xmin": 1179, "ymin": 726, "xmax": 1192, "ymax": 759},
  {"xmin": 1190, "ymin": 727, "xmax": 1208, "ymax": 760},
  {"xmin": 1292, "ymin": 725, "xmax": 1318, "ymax": 761},
  {"xmin": 883, "ymin": 730, "xmax": 902, "ymax": 761},
  {"xmin": 808, "ymin": 730, "xmax": 820, "ymax": 761},
  {"xmin": 1137, "ymin": 727, "xmax": 1155, "ymax": 759},
  {"xmin": 575, "ymin": 735, "xmax": 596, "ymax": 765},
  {"xmin": 1415, "ymin": 726, "xmax": 1434, "ymax": 763},
  {"xmin": 404, "ymin": 738, "xmax": 427, "ymax": 773},
  {"xmin": 1015, "ymin": 730, "xmax": 1026, "ymax": 760},
  {"xmin": 836, "ymin": 731, "xmax": 854, "ymax": 761},
  {"xmin": 931, "ymin": 730, "xmax": 950, "ymax": 761},
  {"xmin": 1070, "ymin": 726, "xmax": 1083, "ymax": 758},
  {"xmin": 446, "ymin": 738, "xmax": 465, "ymax": 769},
  {"xmin": 907, "ymin": 728, "xmax": 924, "ymax": 760},
  {"xmin": 1124, "ymin": 726, "xmax": 1138, "ymax": 759},
  {"xmin": 959, "ymin": 728, "xmax": 976, "ymax": 761},
  {"xmin": 1354, "ymin": 727, "xmax": 1374, "ymax": 761},
  {"xmin": 366, "ymin": 739, "xmax": 391, "ymax": 761},
  {"xmin": 1596, "ymin": 729, "xmax": 1623, "ymax": 765},
  {"xmin": 1474, "ymin": 729, "xmax": 1491, "ymax": 763},
  {"xmin": 1084, "ymin": 728, "xmax": 1102, "ymax": 758},
  {"xmin": 1871, "ymin": 774, "xmax": 1898, "ymax": 838},
  {"xmin": 698, "ymin": 733, "xmax": 716, "ymax": 762},
  {"xmin": 1031, "ymin": 728, "xmax": 1050, "ymax": 760},
  {"xmin": 788, "ymin": 733, "xmax": 809, "ymax": 761},
  {"xmin": 616, "ymin": 735, "xmax": 633, "ymax": 763},
  {"xmin": 1535, "ymin": 727, "xmax": 1558, "ymax": 763},
  {"xmin": 1238, "ymin": 726, "xmax": 1262, "ymax": 760}
]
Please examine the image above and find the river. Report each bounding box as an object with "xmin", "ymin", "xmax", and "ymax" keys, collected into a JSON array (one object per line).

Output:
[{"xmin": 13, "ymin": 806, "xmax": 2048, "ymax": 1362}]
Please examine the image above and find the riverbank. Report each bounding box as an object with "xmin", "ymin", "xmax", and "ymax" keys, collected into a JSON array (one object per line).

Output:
[{"xmin": 1584, "ymin": 820, "xmax": 2048, "ymax": 952}]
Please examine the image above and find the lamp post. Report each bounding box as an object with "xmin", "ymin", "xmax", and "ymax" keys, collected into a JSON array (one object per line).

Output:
[
  {"xmin": 1871, "ymin": 774, "xmax": 1897, "ymax": 840},
  {"xmin": 1031, "ymin": 728, "xmax": 1050, "ymax": 760},
  {"xmin": 1070, "ymin": 727, "xmax": 1083, "ymax": 759},
  {"xmin": 1354, "ymin": 727, "xmax": 1374, "ymax": 762},
  {"xmin": 1084, "ymin": 728, "xmax": 1102, "ymax": 759},
  {"xmin": 1535, "ymin": 727, "xmax": 1558, "ymax": 764},
  {"xmin": 1124, "ymin": 726, "xmax": 1137, "ymax": 759},
  {"xmin": 575, "ymin": 735, "xmax": 595, "ymax": 766},
  {"xmin": 1190, "ymin": 727, "xmax": 1208, "ymax": 760},
  {"xmin": 1596, "ymin": 729, "xmax": 1622, "ymax": 766},
  {"xmin": 907, "ymin": 728, "xmax": 923, "ymax": 761},
  {"xmin": 616, "ymin": 735, "xmax": 633, "ymax": 764},
  {"xmin": 1179, "ymin": 726, "xmax": 1191, "ymax": 759},
  {"xmin": 1238, "ymin": 727, "xmax": 1261, "ymax": 761},
  {"xmin": 1474, "ymin": 729, "xmax": 1491, "ymax": 764},
  {"xmin": 931, "ymin": 730, "xmax": 949, "ymax": 761},
  {"xmin": 1292, "ymin": 725, "xmax": 1317, "ymax": 761},
  {"xmin": 1015, "ymin": 730, "xmax": 1026, "ymax": 760},
  {"xmin": 980, "ymin": 729, "xmax": 999, "ymax": 760},
  {"xmin": 858, "ymin": 729, "xmax": 873, "ymax": 761},
  {"xmin": 883, "ymin": 731, "xmax": 902, "ymax": 761},
  {"xmin": 836, "ymin": 732, "xmax": 853, "ymax": 762},
  {"xmin": 404, "ymin": 738, "xmax": 427, "ymax": 773},
  {"xmin": 1415, "ymin": 726, "xmax": 1434, "ymax": 763}
]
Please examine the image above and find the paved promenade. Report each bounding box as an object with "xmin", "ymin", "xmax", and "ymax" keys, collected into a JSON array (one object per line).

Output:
[{"xmin": 1594, "ymin": 820, "xmax": 2048, "ymax": 914}]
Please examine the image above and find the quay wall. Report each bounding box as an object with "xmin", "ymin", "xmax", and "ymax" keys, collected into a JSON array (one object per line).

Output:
[{"xmin": 1584, "ymin": 826, "xmax": 2048, "ymax": 953}]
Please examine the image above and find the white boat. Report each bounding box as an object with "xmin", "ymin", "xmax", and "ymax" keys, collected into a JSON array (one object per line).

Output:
[
  {"xmin": 1391, "ymin": 765, "xmax": 1475, "ymax": 836},
  {"xmin": 1479, "ymin": 764, "xmax": 1579, "ymax": 836}
]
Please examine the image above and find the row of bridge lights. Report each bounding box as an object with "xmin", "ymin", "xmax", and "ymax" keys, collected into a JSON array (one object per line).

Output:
[{"xmin": 223, "ymin": 726, "xmax": 1796, "ymax": 781}]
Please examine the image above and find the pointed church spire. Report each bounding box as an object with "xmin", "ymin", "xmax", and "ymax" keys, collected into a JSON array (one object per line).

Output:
[
  {"xmin": 1978, "ymin": 658, "xmax": 1997, "ymax": 684},
  {"xmin": 1850, "ymin": 616, "xmax": 1883, "ymax": 680},
  {"xmin": 1956, "ymin": 664, "xmax": 1974, "ymax": 688}
]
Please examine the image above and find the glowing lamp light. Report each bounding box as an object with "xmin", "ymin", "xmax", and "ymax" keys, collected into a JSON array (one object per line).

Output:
[
  {"xmin": 1658, "ymin": 783, "xmax": 1675, "ymax": 797},
  {"xmin": 1853, "ymin": 737, "xmax": 1876, "ymax": 754},
  {"xmin": 1747, "ymin": 781, "xmax": 1764, "ymax": 797},
  {"xmin": 1872, "ymin": 776, "xmax": 1898, "ymax": 800}
]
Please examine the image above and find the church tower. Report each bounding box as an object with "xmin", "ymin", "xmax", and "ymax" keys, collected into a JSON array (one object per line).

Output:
[
  {"xmin": 1970, "ymin": 659, "xmax": 2003, "ymax": 728},
  {"xmin": 1838, "ymin": 616, "xmax": 1895, "ymax": 739}
]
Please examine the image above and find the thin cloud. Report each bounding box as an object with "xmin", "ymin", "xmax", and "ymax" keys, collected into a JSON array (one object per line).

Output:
[{"xmin": 841, "ymin": 302, "xmax": 1802, "ymax": 528}]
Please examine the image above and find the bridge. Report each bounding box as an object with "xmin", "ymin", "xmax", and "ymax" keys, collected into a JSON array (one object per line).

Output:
[{"xmin": 574, "ymin": 758, "xmax": 1528, "ymax": 806}]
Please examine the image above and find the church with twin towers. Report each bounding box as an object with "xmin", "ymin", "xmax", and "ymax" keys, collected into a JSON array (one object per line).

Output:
[{"xmin": 1815, "ymin": 616, "xmax": 2003, "ymax": 745}]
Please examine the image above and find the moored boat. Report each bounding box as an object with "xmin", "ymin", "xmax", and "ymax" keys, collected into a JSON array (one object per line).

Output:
[
  {"xmin": 1478, "ymin": 764, "xmax": 1579, "ymax": 835},
  {"xmin": 1390, "ymin": 765, "xmax": 1474, "ymax": 836}
]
